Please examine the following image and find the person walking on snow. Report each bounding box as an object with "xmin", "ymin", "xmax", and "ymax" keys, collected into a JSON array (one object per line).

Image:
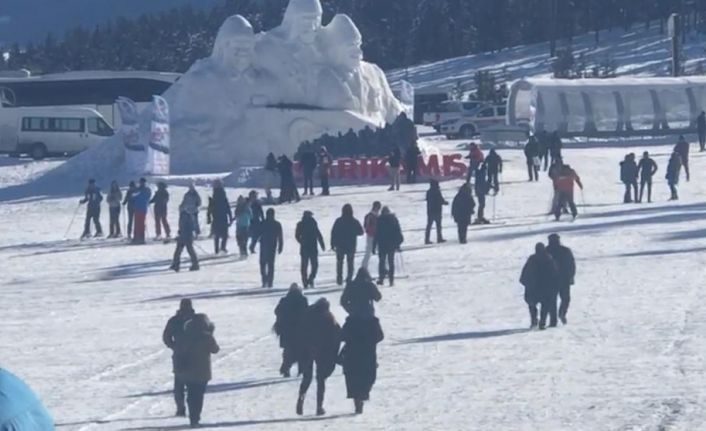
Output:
[
  {"xmin": 666, "ymin": 151, "xmax": 683, "ymax": 201},
  {"xmin": 552, "ymin": 164, "xmax": 583, "ymax": 221},
  {"xmin": 520, "ymin": 242, "xmax": 559, "ymax": 330},
  {"xmin": 485, "ymin": 149, "xmax": 503, "ymax": 194},
  {"xmin": 340, "ymin": 311, "xmax": 384, "ymax": 415},
  {"xmin": 151, "ymin": 182, "xmax": 171, "ymax": 239},
  {"xmin": 474, "ymin": 163, "xmax": 491, "ymax": 224},
  {"xmin": 331, "ymin": 204, "xmax": 364, "ymax": 286},
  {"xmin": 388, "ymin": 147, "xmax": 402, "ymax": 191},
  {"xmin": 619, "ymin": 153, "xmax": 638, "ymax": 203},
  {"xmin": 234, "ymin": 196, "xmax": 252, "ymax": 257},
  {"xmin": 274, "ymin": 284, "xmax": 309, "ymax": 377},
  {"xmin": 248, "ymin": 190, "xmax": 264, "ymax": 254},
  {"xmin": 132, "ymin": 178, "xmax": 152, "ymax": 245},
  {"xmin": 405, "ymin": 143, "xmax": 422, "ymax": 184},
  {"xmin": 210, "ymin": 180, "xmax": 232, "ymax": 254},
  {"xmin": 170, "ymin": 209, "xmax": 200, "ymax": 272},
  {"xmin": 674, "ymin": 135, "xmax": 690, "ymax": 181},
  {"xmin": 465, "ymin": 142, "xmax": 485, "ymax": 184},
  {"xmin": 264, "ymin": 153, "xmax": 279, "ymax": 203},
  {"xmin": 301, "ymin": 143, "xmax": 318, "ymax": 196},
  {"xmin": 537, "ymin": 130, "xmax": 550, "ymax": 171},
  {"xmin": 123, "ymin": 181, "xmax": 138, "ymax": 240},
  {"xmin": 549, "ymin": 131, "xmax": 563, "ymax": 166},
  {"xmin": 257, "ymin": 208, "xmax": 283, "ymax": 288},
  {"xmin": 546, "ymin": 234, "xmax": 576, "ymax": 325},
  {"xmin": 80, "ymin": 178, "xmax": 103, "ymax": 239},
  {"xmin": 637, "ymin": 151, "xmax": 658, "ymax": 203},
  {"xmin": 361, "ymin": 201, "xmax": 381, "ymax": 271},
  {"xmin": 181, "ymin": 183, "xmax": 202, "ymax": 237},
  {"xmin": 452, "ymin": 183, "xmax": 475, "ymax": 244},
  {"xmin": 341, "ymin": 268, "xmax": 382, "ymax": 317},
  {"xmin": 106, "ymin": 180, "xmax": 122, "ymax": 238},
  {"xmin": 162, "ymin": 299, "xmax": 196, "ymax": 417},
  {"xmin": 318, "ymin": 146, "xmax": 333, "ymax": 196},
  {"xmin": 278, "ymin": 155, "xmax": 300, "ymax": 204},
  {"xmin": 698, "ymin": 111, "xmax": 706, "ymax": 152},
  {"xmin": 373, "ymin": 206, "xmax": 404, "ymax": 286},
  {"xmin": 295, "ymin": 211, "xmax": 325, "ymax": 289},
  {"xmin": 425, "ymin": 179, "xmax": 448, "ymax": 244},
  {"xmin": 524, "ymin": 135, "xmax": 540, "ymax": 181}
]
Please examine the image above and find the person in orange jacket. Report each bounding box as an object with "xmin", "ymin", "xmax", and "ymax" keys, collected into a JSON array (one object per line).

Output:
[{"xmin": 552, "ymin": 164, "xmax": 583, "ymax": 221}]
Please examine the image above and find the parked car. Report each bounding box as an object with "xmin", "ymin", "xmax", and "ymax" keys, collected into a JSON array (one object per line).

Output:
[
  {"xmin": 423, "ymin": 100, "xmax": 484, "ymax": 131},
  {"xmin": 439, "ymin": 104, "xmax": 507, "ymax": 139}
]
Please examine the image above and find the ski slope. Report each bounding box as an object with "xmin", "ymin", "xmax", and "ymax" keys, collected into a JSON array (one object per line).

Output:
[{"xmin": 2, "ymin": 137, "xmax": 706, "ymax": 430}]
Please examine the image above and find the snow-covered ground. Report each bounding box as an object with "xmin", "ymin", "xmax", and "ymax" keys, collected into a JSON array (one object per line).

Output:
[{"xmin": 3, "ymin": 136, "xmax": 706, "ymax": 430}]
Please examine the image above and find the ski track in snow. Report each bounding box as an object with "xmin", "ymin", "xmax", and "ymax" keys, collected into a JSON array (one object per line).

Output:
[{"xmin": 5, "ymin": 137, "xmax": 706, "ymax": 430}]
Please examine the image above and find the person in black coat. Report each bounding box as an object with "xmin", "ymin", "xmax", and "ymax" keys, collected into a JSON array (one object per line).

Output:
[
  {"xmin": 388, "ymin": 147, "xmax": 402, "ymax": 191},
  {"xmin": 162, "ymin": 299, "xmax": 196, "ymax": 417},
  {"xmin": 698, "ymin": 111, "xmax": 706, "ymax": 152},
  {"xmin": 485, "ymin": 149, "xmax": 503, "ymax": 194},
  {"xmin": 80, "ymin": 178, "xmax": 103, "ymax": 239},
  {"xmin": 248, "ymin": 190, "xmax": 264, "ymax": 254},
  {"xmin": 536, "ymin": 130, "xmax": 550, "ymax": 171},
  {"xmin": 331, "ymin": 204, "xmax": 364, "ymax": 285},
  {"xmin": 520, "ymin": 243, "xmax": 559, "ymax": 329},
  {"xmin": 546, "ymin": 234, "xmax": 576, "ymax": 325},
  {"xmin": 549, "ymin": 131, "xmax": 563, "ymax": 166},
  {"xmin": 122, "ymin": 181, "xmax": 138, "ymax": 239},
  {"xmin": 170, "ymin": 210, "xmax": 199, "ymax": 272},
  {"xmin": 619, "ymin": 153, "xmax": 638, "ymax": 203},
  {"xmin": 373, "ymin": 206, "xmax": 404, "ymax": 286},
  {"xmin": 278, "ymin": 155, "xmax": 300, "ymax": 204},
  {"xmin": 666, "ymin": 151, "xmax": 682, "ymax": 201},
  {"xmin": 257, "ymin": 208, "xmax": 283, "ymax": 288},
  {"xmin": 341, "ymin": 268, "xmax": 382, "ymax": 317},
  {"xmin": 424, "ymin": 179, "xmax": 448, "ymax": 244},
  {"xmin": 524, "ymin": 136, "xmax": 540, "ymax": 181},
  {"xmin": 340, "ymin": 314, "xmax": 384, "ymax": 415},
  {"xmin": 295, "ymin": 211, "xmax": 325, "ymax": 289},
  {"xmin": 150, "ymin": 182, "xmax": 171, "ymax": 239},
  {"xmin": 637, "ymin": 151, "xmax": 658, "ymax": 203},
  {"xmin": 300, "ymin": 144, "xmax": 318, "ymax": 196},
  {"xmin": 451, "ymin": 183, "xmax": 475, "ymax": 244},
  {"xmin": 274, "ymin": 284, "xmax": 309, "ymax": 377},
  {"xmin": 210, "ymin": 181, "xmax": 232, "ymax": 254},
  {"xmin": 404, "ymin": 144, "xmax": 421, "ymax": 184},
  {"xmin": 474, "ymin": 163, "xmax": 491, "ymax": 224}
]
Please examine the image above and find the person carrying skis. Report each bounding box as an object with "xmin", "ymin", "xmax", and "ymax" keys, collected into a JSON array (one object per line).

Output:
[
  {"xmin": 180, "ymin": 183, "xmax": 202, "ymax": 237},
  {"xmin": 465, "ymin": 142, "xmax": 485, "ymax": 183},
  {"xmin": 234, "ymin": 196, "xmax": 252, "ymax": 257},
  {"xmin": 106, "ymin": 180, "xmax": 122, "ymax": 238},
  {"xmin": 474, "ymin": 163, "xmax": 491, "ymax": 224},
  {"xmin": 150, "ymin": 182, "xmax": 171, "ymax": 239},
  {"xmin": 698, "ymin": 111, "xmax": 706, "ymax": 152},
  {"xmin": 132, "ymin": 178, "xmax": 152, "ymax": 245},
  {"xmin": 210, "ymin": 180, "xmax": 232, "ymax": 254},
  {"xmin": 361, "ymin": 201, "xmax": 381, "ymax": 271},
  {"xmin": 331, "ymin": 204, "xmax": 364, "ymax": 286},
  {"xmin": 318, "ymin": 146, "xmax": 333, "ymax": 196},
  {"xmin": 520, "ymin": 242, "xmax": 559, "ymax": 330},
  {"xmin": 452, "ymin": 183, "xmax": 475, "ymax": 244},
  {"xmin": 373, "ymin": 206, "xmax": 404, "ymax": 286},
  {"xmin": 546, "ymin": 234, "xmax": 575, "ymax": 325},
  {"xmin": 257, "ymin": 208, "xmax": 283, "ymax": 288},
  {"xmin": 295, "ymin": 298, "xmax": 341, "ymax": 417},
  {"xmin": 637, "ymin": 151, "xmax": 658, "ymax": 203},
  {"xmin": 425, "ymin": 179, "xmax": 448, "ymax": 244},
  {"xmin": 524, "ymin": 135, "xmax": 540, "ymax": 181},
  {"xmin": 485, "ymin": 149, "xmax": 503, "ymax": 194},
  {"xmin": 162, "ymin": 299, "xmax": 196, "ymax": 417},
  {"xmin": 552, "ymin": 164, "xmax": 583, "ymax": 221},
  {"xmin": 404, "ymin": 143, "xmax": 422, "ymax": 184},
  {"xmin": 666, "ymin": 151, "xmax": 683, "ymax": 201},
  {"xmin": 341, "ymin": 268, "xmax": 382, "ymax": 316},
  {"xmin": 80, "ymin": 178, "xmax": 103, "ymax": 239},
  {"xmin": 388, "ymin": 147, "xmax": 402, "ymax": 191},
  {"xmin": 248, "ymin": 190, "xmax": 264, "ymax": 254},
  {"xmin": 300, "ymin": 143, "xmax": 318, "ymax": 196},
  {"xmin": 674, "ymin": 135, "xmax": 690, "ymax": 181},
  {"xmin": 619, "ymin": 153, "xmax": 638, "ymax": 203},
  {"xmin": 295, "ymin": 211, "xmax": 325, "ymax": 289},
  {"xmin": 274, "ymin": 283, "xmax": 309, "ymax": 377},
  {"xmin": 170, "ymin": 209, "xmax": 200, "ymax": 272},
  {"xmin": 123, "ymin": 181, "xmax": 138, "ymax": 240}
]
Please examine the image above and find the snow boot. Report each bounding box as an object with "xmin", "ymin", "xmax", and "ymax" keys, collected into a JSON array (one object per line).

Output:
[
  {"xmin": 354, "ymin": 399, "xmax": 364, "ymax": 414},
  {"xmin": 316, "ymin": 407, "xmax": 326, "ymax": 416},
  {"xmin": 94, "ymin": 231, "xmax": 103, "ymax": 238},
  {"xmin": 189, "ymin": 265, "xmax": 200, "ymax": 272},
  {"xmin": 176, "ymin": 408, "xmax": 186, "ymax": 417},
  {"xmin": 296, "ymin": 395, "xmax": 305, "ymax": 416}
]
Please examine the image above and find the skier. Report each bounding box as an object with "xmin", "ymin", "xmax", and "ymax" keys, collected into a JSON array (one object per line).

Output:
[
  {"xmin": 181, "ymin": 183, "xmax": 202, "ymax": 237},
  {"xmin": 546, "ymin": 234, "xmax": 576, "ymax": 325},
  {"xmin": 295, "ymin": 298, "xmax": 341, "ymax": 417},
  {"xmin": 424, "ymin": 179, "xmax": 447, "ymax": 243},
  {"xmin": 79, "ymin": 178, "xmax": 103, "ymax": 239},
  {"xmin": 331, "ymin": 204, "xmax": 364, "ymax": 286},
  {"xmin": 340, "ymin": 312, "xmax": 384, "ymax": 415},
  {"xmin": 698, "ymin": 111, "xmax": 706, "ymax": 152},
  {"xmin": 301, "ymin": 143, "xmax": 318, "ymax": 196},
  {"xmin": 150, "ymin": 182, "xmax": 171, "ymax": 239},
  {"xmin": 233, "ymin": 196, "xmax": 252, "ymax": 257},
  {"xmin": 666, "ymin": 151, "xmax": 683, "ymax": 201},
  {"xmin": 451, "ymin": 183, "xmax": 475, "ymax": 244},
  {"xmin": 295, "ymin": 211, "xmax": 325, "ymax": 289},
  {"xmin": 524, "ymin": 135, "xmax": 540, "ymax": 181},
  {"xmin": 274, "ymin": 283, "xmax": 309, "ymax": 377},
  {"xmin": 278, "ymin": 155, "xmax": 300, "ymax": 204},
  {"xmin": 388, "ymin": 147, "xmax": 402, "ymax": 191},
  {"xmin": 264, "ymin": 152, "xmax": 279, "ymax": 203},
  {"xmin": 318, "ymin": 146, "xmax": 333, "ymax": 196},
  {"xmin": 210, "ymin": 180, "xmax": 232, "ymax": 254},
  {"xmin": 520, "ymin": 242, "xmax": 559, "ymax": 330},
  {"xmin": 465, "ymin": 142, "xmax": 485, "ymax": 183},
  {"xmin": 132, "ymin": 178, "xmax": 152, "ymax": 245},
  {"xmin": 373, "ymin": 206, "xmax": 404, "ymax": 286},
  {"xmin": 553, "ymin": 164, "xmax": 583, "ymax": 221},
  {"xmin": 404, "ymin": 143, "xmax": 421, "ymax": 184},
  {"xmin": 123, "ymin": 181, "xmax": 137, "ymax": 240},
  {"xmin": 637, "ymin": 151, "xmax": 658, "ymax": 203},
  {"xmin": 674, "ymin": 135, "xmax": 690, "ymax": 181},
  {"xmin": 619, "ymin": 153, "xmax": 638, "ymax": 203},
  {"xmin": 106, "ymin": 180, "xmax": 123, "ymax": 238},
  {"xmin": 485, "ymin": 149, "xmax": 503, "ymax": 194},
  {"xmin": 170, "ymin": 209, "xmax": 200, "ymax": 272},
  {"xmin": 361, "ymin": 201, "xmax": 381, "ymax": 271},
  {"xmin": 341, "ymin": 268, "xmax": 382, "ymax": 316},
  {"xmin": 248, "ymin": 190, "xmax": 264, "ymax": 254},
  {"xmin": 474, "ymin": 163, "xmax": 491, "ymax": 224},
  {"xmin": 549, "ymin": 131, "xmax": 563, "ymax": 166},
  {"xmin": 174, "ymin": 313, "xmax": 219, "ymax": 428},
  {"xmin": 162, "ymin": 299, "xmax": 196, "ymax": 417},
  {"xmin": 257, "ymin": 208, "xmax": 283, "ymax": 288}
]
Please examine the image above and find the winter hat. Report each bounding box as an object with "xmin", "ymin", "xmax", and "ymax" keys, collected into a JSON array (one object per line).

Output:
[
  {"xmin": 289, "ymin": 283, "xmax": 302, "ymax": 293},
  {"xmin": 179, "ymin": 298, "xmax": 194, "ymax": 313}
]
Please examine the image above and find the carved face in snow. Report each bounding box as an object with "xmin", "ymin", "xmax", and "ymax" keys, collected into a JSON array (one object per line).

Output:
[
  {"xmin": 282, "ymin": 0, "xmax": 323, "ymax": 45},
  {"xmin": 213, "ymin": 15, "xmax": 256, "ymax": 74},
  {"xmin": 323, "ymin": 15, "xmax": 363, "ymax": 72}
]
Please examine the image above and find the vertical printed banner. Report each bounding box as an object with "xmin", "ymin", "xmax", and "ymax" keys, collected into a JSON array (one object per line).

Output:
[
  {"xmin": 147, "ymin": 95, "xmax": 170, "ymax": 176},
  {"xmin": 399, "ymin": 80, "xmax": 415, "ymax": 120},
  {"xmin": 117, "ymin": 97, "xmax": 146, "ymax": 174}
]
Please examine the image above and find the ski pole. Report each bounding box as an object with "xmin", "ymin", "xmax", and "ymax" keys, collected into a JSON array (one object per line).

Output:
[{"xmin": 65, "ymin": 203, "xmax": 82, "ymax": 239}]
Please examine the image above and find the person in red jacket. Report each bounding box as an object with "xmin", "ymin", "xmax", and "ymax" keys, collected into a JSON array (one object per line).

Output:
[
  {"xmin": 361, "ymin": 201, "xmax": 381, "ymax": 271},
  {"xmin": 465, "ymin": 142, "xmax": 485, "ymax": 184},
  {"xmin": 552, "ymin": 164, "xmax": 583, "ymax": 221}
]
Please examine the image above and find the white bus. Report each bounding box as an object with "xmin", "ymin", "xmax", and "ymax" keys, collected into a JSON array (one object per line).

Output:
[{"xmin": 0, "ymin": 107, "xmax": 114, "ymax": 159}]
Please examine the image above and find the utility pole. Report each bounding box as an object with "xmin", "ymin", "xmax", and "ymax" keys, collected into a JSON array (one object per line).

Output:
[{"xmin": 669, "ymin": 13, "xmax": 681, "ymax": 77}]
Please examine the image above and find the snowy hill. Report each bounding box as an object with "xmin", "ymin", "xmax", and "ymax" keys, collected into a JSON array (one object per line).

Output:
[{"xmin": 387, "ymin": 25, "xmax": 706, "ymax": 95}]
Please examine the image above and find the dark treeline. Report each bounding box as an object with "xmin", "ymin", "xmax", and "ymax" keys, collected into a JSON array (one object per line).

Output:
[{"xmin": 1, "ymin": 0, "xmax": 705, "ymax": 74}]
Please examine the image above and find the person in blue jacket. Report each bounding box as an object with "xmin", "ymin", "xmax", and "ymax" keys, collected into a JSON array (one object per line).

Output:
[
  {"xmin": 0, "ymin": 368, "xmax": 54, "ymax": 431},
  {"xmin": 132, "ymin": 177, "xmax": 152, "ymax": 245}
]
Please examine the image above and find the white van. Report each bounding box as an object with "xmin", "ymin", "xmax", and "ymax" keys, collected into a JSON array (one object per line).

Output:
[
  {"xmin": 423, "ymin": 100, "xmax": 484, "ymax": 130},
  {"xmin": 0, "ymin": 107, "xmax": 113, "ymax": 159},
  {"xmin": 439, "ymin": 104, "xmax": 507, "ymax": 139}
]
